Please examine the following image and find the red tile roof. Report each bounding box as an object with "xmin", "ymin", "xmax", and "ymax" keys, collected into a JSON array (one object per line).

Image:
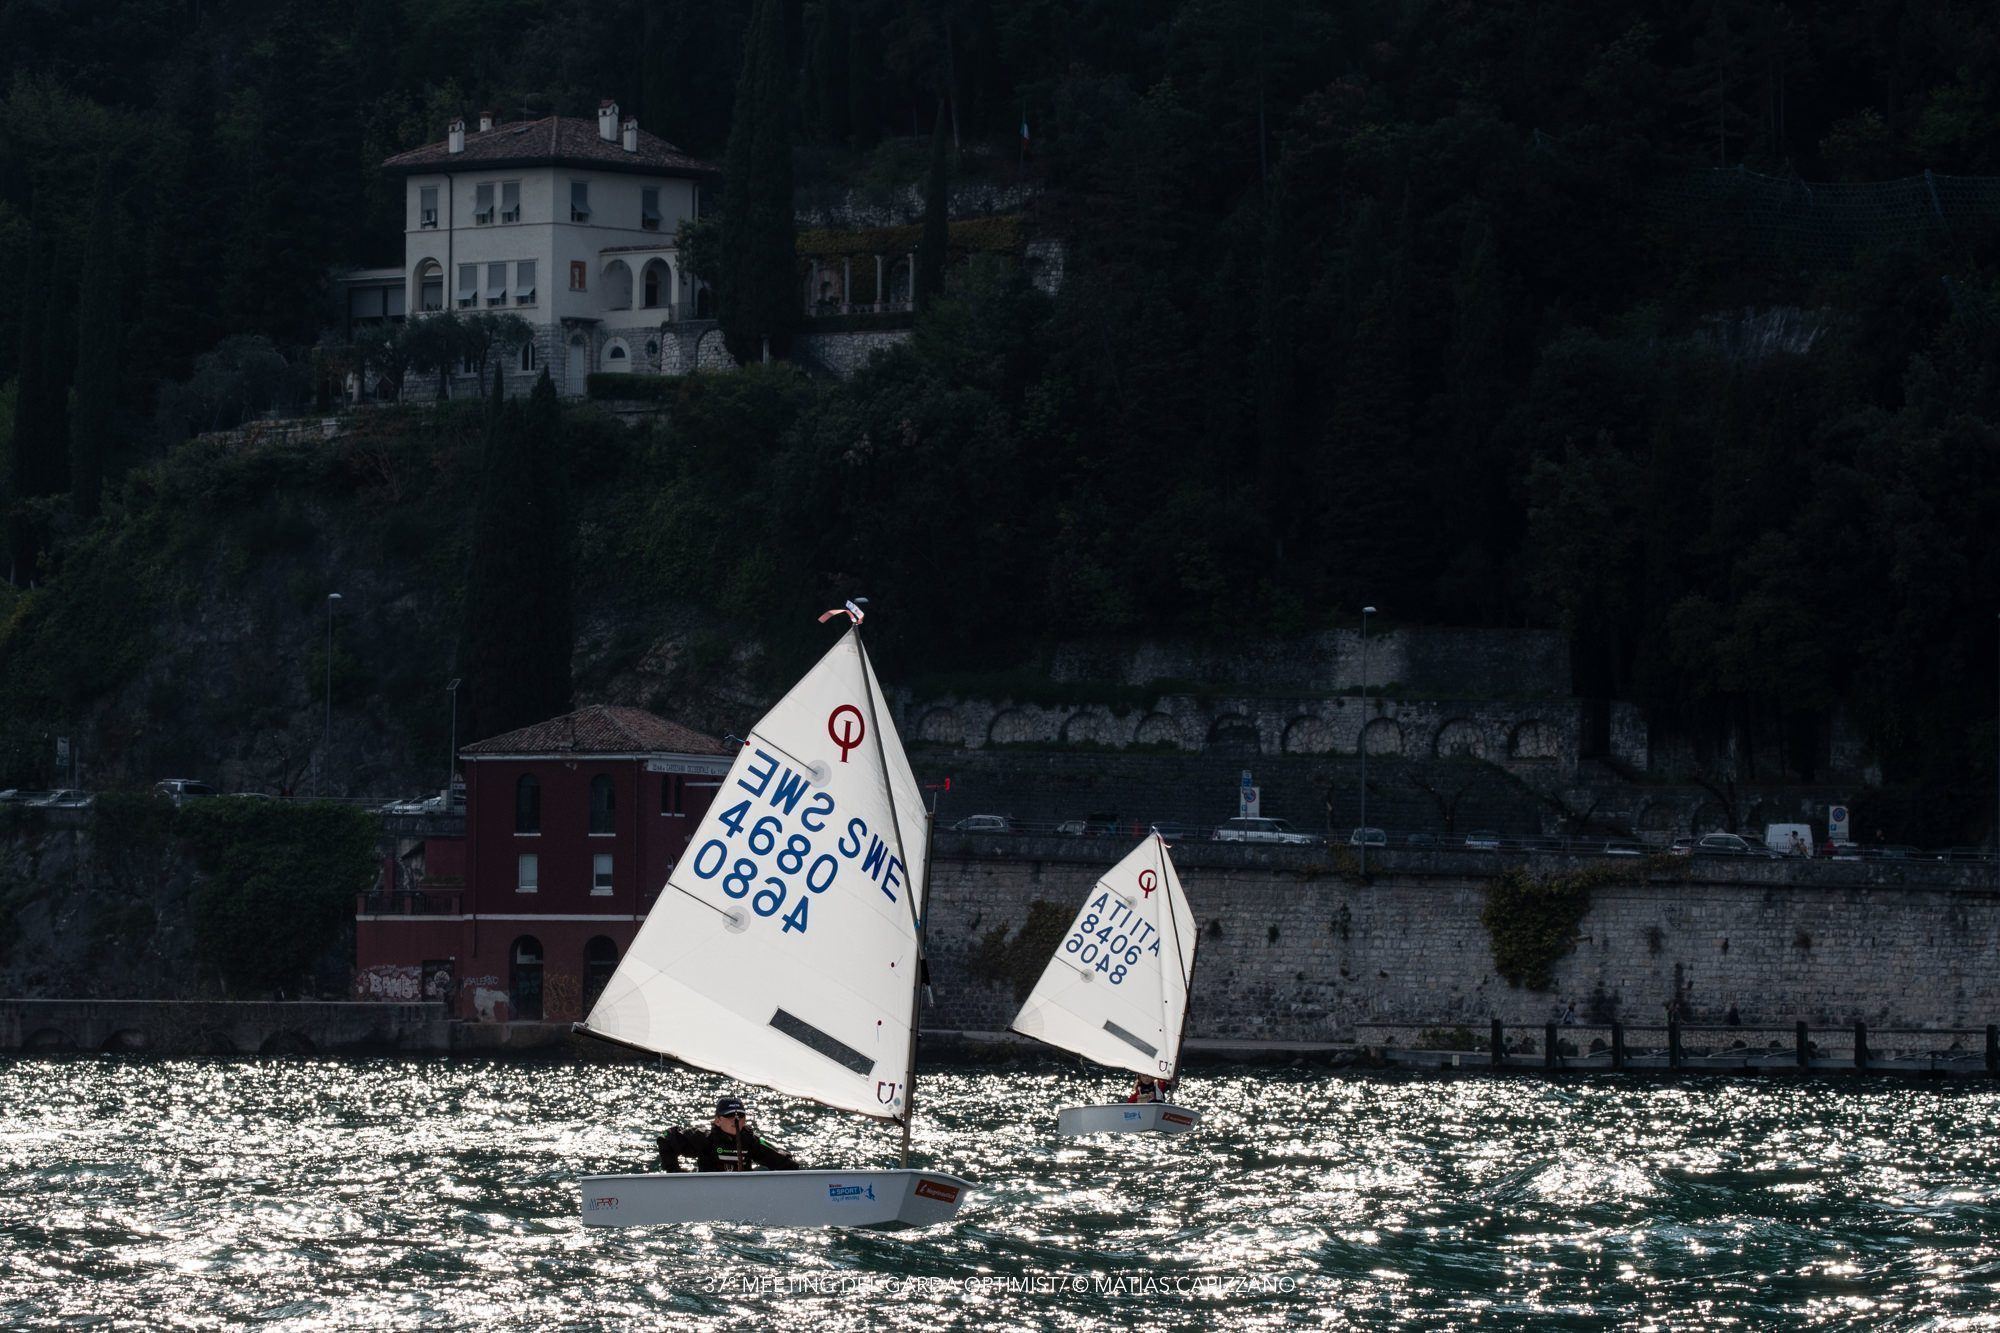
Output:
[
  {"xmin": 383, "ymin": 117, "xmax": 718, "ymax": 178},
  {"xmin": 463, "ymin": 704, "xmax": 731, "ymax": 757}
]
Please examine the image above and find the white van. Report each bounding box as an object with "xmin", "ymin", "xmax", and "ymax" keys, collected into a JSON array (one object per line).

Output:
[{"xmin": 1762, "ymin": 823, "xmax": 1815, "ymax": 857}]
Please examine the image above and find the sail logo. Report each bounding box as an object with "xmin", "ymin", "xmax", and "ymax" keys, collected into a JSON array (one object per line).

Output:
[
  {"xmin": 875, "ymin": 1079, "xmax": 903, "ymax": 1106},
  {"xmin": 1138, "ymin": 869, "xmax": 1157, "ymax": 898},
  {"xmin": 587, "ymin": 1196, "xmax": 620, "ymax": 1211},
  {"xmin": 828, "ymin": 705, "xmax": 865, "ymax": 762},
  {"xmin": 914, "ymin": 1179, "xmax": 960, "ymax": 1203},
  {"xmin": 828, "ymin": 1183, "xmax": 877, "ymax": 1202}
]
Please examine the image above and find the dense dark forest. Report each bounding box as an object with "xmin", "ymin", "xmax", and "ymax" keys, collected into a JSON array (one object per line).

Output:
[{"xmin": 1, "ymin": 1, "xmax": 1999, "ymax": 832}]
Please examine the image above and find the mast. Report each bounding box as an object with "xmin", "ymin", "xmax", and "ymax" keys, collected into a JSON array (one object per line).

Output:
[
  {"xmin": 854, "ymin": 626, "xmax": 926, "ymax": 1168},
  {"xmin": 1160, "ymin": 833, "xmax": 1199, "ymax": 1081}
]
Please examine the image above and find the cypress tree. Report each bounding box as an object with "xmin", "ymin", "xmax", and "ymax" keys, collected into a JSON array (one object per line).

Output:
[
  {"xmin": 914, "ymin": 102, "xmax": 950, "ymax": 312},
  {"xmin": 456, "ymin": 369, "xmax": 573, "ymax": 745},
  {"xmin": 718, "ymin": 0, "xmax": 798, "ymax": 363},
  {"xmin": 70, "ymin": 171, "xmax": 121, "ymax": 520}
]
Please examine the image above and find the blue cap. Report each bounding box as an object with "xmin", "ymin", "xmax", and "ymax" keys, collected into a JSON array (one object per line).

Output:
[{"xmin": 715, "ymin": 1096, "xmax": 746, "ymax": 1118}]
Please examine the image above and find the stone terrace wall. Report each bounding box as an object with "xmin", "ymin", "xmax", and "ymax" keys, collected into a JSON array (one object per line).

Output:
[
  {"xmin": 1041, "ymin": 627, "xmax": 1571, "ymax": 698},
  {"xmin": 924, "ymin": 839, "xmax": 2000, "ymax": 1040}
]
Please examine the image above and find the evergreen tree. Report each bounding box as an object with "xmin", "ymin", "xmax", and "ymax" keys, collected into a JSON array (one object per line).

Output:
[
  {"xmin": 717, "ymin": 0, "xmax": 798, "ymax": 363},
  {"xmin": 69, "ymin": 170, "xmax": 120, "ymax": 520},
  {"xmin": 914, "ymin": 102, "xmax": 950, "ymax": 312}
]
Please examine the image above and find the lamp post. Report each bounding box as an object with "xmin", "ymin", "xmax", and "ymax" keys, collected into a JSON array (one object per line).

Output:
[
  {"xmin": 1359, "ymin": 605, "xmax": 1376, "ymax": 875},
  {"xmin": 322, "ymin": 592, "xmax": 342, "ymax": 796},
  {"xmin": 447, "ymin": 677, "xmax": 461, "ymax": 804}
]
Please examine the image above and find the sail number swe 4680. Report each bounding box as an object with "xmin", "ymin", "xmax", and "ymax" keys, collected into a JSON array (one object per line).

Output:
[{"xmin": 691, "ymin": 802, "xmax": 839, "ymax": 933}]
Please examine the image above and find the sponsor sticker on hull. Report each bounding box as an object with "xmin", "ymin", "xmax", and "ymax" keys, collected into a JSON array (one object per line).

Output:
[
  {"xmin": 913, "ymin": 1179, "xmax": 960, "ymax": 1204},
  {"xmin": 1161, "ymin": 1112, "xmax": 1194, "ymax": 1126},
  {"xmin": 827, "ymin": 1183, "xmax": 877, "ymax": 1202},
  {"xmin": 587, "ymin": 1196, "xmax": 620, "ymax": 1211}
]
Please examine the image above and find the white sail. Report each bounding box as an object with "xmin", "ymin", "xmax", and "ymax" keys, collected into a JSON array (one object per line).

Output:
[
  {"xmin": 583, "ymin": 627, "xmax": 928, "ymax": 1121},
  {"xmin": 1009, "ymin": 834, "xmax": 1198, "ymax": 1079}
]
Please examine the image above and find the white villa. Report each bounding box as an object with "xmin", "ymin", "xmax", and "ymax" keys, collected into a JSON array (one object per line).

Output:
[{"xmin": 342, "ymin": 100, "xmax": 718, "ymax": 397}]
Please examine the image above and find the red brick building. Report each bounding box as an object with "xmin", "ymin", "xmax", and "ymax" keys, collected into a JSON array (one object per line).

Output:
[{"xmin": 355, "ymin": 705, "xmax": 729, "ymax": 1023}]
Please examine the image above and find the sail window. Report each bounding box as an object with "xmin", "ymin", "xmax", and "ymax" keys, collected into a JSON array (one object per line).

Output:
[
  {"xmin": 1102, "ymin": 1019, "xmax": 1158, "ymax": 1058},
  {"xmin": 769, "ymin": 1008, "xmax": 875, "ymax": 1076},
  {"xmin": 515, "ymin": 774, "xmax": 541, "ymax": 833},
  {"xmin": 589, "ymin": 774, "xmax": 615, "ymax": 834}
]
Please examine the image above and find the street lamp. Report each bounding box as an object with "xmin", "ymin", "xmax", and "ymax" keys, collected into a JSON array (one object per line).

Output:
[
  {"xmin": 446, "ymin": 677, "xmax": 461, "ymax": 804},
  {"xmin": 322, "ymin": 593, "xmax": 342, "ymax": 796},
  {"xmin": 1358, "ymin": 606, "xmax": 1376, "ymax": 875}
]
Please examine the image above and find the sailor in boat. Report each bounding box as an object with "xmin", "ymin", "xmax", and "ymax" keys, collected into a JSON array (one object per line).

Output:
[
  {"xmin": 1125, "ymin": 1076, "xmax": 1172, "ymax": 1104},
  {"xmin": 655, "ymin": 1096, "xmax": 800, "ymax": 1173}
]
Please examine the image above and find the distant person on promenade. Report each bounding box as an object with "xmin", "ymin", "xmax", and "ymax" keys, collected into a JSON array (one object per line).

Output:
[
  {"xmin": 1559, "ymin": 1003, "xmax": 1576, "ymax": 1026},
  {"xmin": 655, "ymin": 1096, "xmax": 799, "ymax": 1172},
  {"xmin": 1787, "ymin": 831, "xmax": 1807, "ymax": 857},
  {"xmin": 1126, "ymin": 1077, "xmax": 1171, "ymax": 1104}
]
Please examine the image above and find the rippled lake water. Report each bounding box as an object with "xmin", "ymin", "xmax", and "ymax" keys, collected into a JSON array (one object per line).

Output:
[{"xmin": 2, "ymin": 1057, "xmax": 1997, "ymax": 1329}]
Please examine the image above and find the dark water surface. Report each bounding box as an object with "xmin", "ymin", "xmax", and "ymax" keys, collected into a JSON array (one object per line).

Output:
[{"xmin": 2, "ymin": 1057, "xmax": 1996, "ymax": 1329}]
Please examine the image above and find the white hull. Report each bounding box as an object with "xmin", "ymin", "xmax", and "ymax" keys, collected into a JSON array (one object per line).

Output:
[
  {"xmin": 1056, "ymin": 1103, "xmax": 1201, "ymax": 1136},
  {"xmin": 578, "ymin": 1168, "xmax": 971, "ymax": 1229}
]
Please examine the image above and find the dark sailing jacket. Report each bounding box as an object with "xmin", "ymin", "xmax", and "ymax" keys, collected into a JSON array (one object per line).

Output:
[{"xmin": 656, "ymin": 1123, "xmax": 799, "ymax": 1173}]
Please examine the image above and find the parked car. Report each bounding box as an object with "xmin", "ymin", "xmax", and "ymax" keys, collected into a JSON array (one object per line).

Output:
[
  {"xmin": 1695, "ymin": 832, "xmax": 1753, "ymax": 856},
  {"xmin": 1603, "ymin": 841, "xmax": 1647, "ymax": 857},
  {"xmin": 1347, "ymin": 827, "xmax": 1388, "ymax": 847},
  {"xmin": 1463, "ymin": 830, "xmax": 1502, "ymax": 851},
  {"xmin": 1935, "ymin": 846, "xmax": 1994, "ymax": 862},
  {"xmin": 0, "ymin": 789, "xmax": 52, "ymax": 805},
  {"xmin": 1762, "ymin": 823, "xmax": 1816, "ymax": 858},
  {"xmin": 1150, "ymin": 821, "xmax": 1196, "ymax": 842},
  {"xmin": 1054, "ymin": 819, "xmax": 1088, "ymax": 836},
  {"xmin": 30, "ymin": 789, "xmax": 94, "ymax": 809},
  {"xmin": 153, "ymin": 778, "xmax": 220, "ymax": 807},
  {"xmin": 1668, "ymin": 836, "xmax": 1697, "ymax": 856},
  {"xmin": 951, "ymin": 814, "xmax": 1014, "ymax": 834},
  {"xmin": 377, "ymin": 796, "xmax": 431, "ymax": 814},
  {"xmin": 1212, "ymin": 816, "xmax": 1315, "ymax": 846}
]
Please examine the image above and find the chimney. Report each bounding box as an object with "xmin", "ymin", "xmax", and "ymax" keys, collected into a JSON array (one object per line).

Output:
[
  {"xmin": 597, "ymin": 99, "xmax": 619, "ymax": 143},
  {"xmin": 621, "ymin": 116, "xmax": 638, "ymax": 153},
  {"xmin": 447, "ymin": 117, "xmax": 465, "ymax": 154},
  {"xmin": 478, "ymin": 110, "xmax": 495, "ymax": 133}
]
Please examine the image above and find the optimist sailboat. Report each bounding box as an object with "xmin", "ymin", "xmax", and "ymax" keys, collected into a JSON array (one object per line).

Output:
[
  {"xmin": 575, "ymin": 609, "xmax": 970, "ymax": 1228},
  {"xmin": 1010, "ymin": 833, "xmax": 1201, "ymax": 1136}
]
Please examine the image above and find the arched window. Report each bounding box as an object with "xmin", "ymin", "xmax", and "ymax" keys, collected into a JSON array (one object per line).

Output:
[
  {"xmin": 604, "ymin": 339, "xmax": 630, "ymax": 371},
  {"xmin": 515, "ymin": 774, "xmax": 541, "ymax": 833},
  {"xmin": 589, "ymin": 774, "xmax": 615, "ymax": 834},
  {"xmin": 519, "ymin": 339, "xmax": 537, "ymax": 373},
  {"xmin": 510, "ymin": 936, "xmax": 544, "ymax": 1021},
  {"xmin": 583, "ymin": 936, "xmax": 619, "ymax": 1013},
  {"xmin": 642, "ymin": 258, "xmax": 669, "ymax": 309},
  {"xmin": 602, "ymin": 259, "xmax": 633, "ymax": 310},
  {"xmin": 414, "ymin": 259, "xmax": 444, "ymax": 313}
]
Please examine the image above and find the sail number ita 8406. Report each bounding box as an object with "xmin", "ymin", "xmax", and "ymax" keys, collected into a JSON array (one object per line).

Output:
[
  {"xmin": 1061, "ymin": 890, "xmax": 1162, "ymax": 985},
  {"xmin": 687, "ymin": 744, "xmax": 910, "ymax": 936}
]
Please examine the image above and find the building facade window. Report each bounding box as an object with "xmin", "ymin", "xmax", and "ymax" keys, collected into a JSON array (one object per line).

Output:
[
  {"xmin": 641, "ymin": 186, "xmax": 661, "ymax": 231},
  {"xmin": 583, "ymin": 937, "xmax": 618, "ymax": 1012},
  {"xmin": 419, "ymin": 185, "xmax": 439, "ymax": 229},
  {"xmin": 604, "ymin": 339, "xmax": 629, "ymax": 369},
  {"xmin": 570, "ymin": 180, "xmax": 591, "ymax": 222},
  {"xmin": 486, "ymin": 262, "xmax": 507, "ymax": 305},
  {"xmin": 510, "ymin": 936, "xmax": 544, "ymax": 1020},
  {"xmin": 500, "ymin": 180, "xmax": 520, "ymax": 223},
  {"xmin": 592, "ymin": 852, "xmax": 613, "ymax": 895},
  {"xmin": 517, "ymin": 853, "xmax": 539, "ymax": 893},
  {"xmin": 456, "ymin": 263, "xmax": 478, "ymax": 309},
  {"xmin": 519, "ymin": 340, "xmax": 537, "ymax": 372},
  {"xmin": 569, "ymin": 260, "xmax": 586, "ymax": 291},
  {"xmin": 416, "ymin": 260, "xmax": 444, "ymax": 312},
  {"xmin": 514, "ymin": 259, "xmax": 537, "ymax": 306},
  {"xmin": 589, "ymin": 774, "xmax": 615, "ymax": 834},
  {"xmin": 475, "ymin": 181, "xmax": 495, "ymax": 225},
  {"xmin": 642, "ymin": 259, "xmax": 667, "ymax": 308},
  {"xmin": 515, "ymin": 774, "xmax": 541, "ymax": 833}
]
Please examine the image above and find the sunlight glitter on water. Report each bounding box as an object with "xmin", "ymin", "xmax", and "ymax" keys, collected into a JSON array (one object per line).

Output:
[{"xmin": 2, "ymin": 1058, "xmax": 1999, "ymax": 1329}]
